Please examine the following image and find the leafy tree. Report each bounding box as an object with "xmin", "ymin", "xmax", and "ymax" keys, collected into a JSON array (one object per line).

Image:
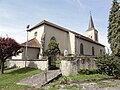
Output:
[
  {"xmin": 0, "ymin": 37, "xmax": 21, "ymax": 74},
  {"xmin": 97, "ymin": 0, "xmax": 120, "ymax": 77},
  {"xmin": 95, "ymin": 54, "xmax": 120, "ymax": 78},
  {"xmin": 108, "ymin": 0, "xmax": 120, "ymax": 56},
  {"xmin": 44, "ymin": 36, "xmax": 60, "ymax": 56}
]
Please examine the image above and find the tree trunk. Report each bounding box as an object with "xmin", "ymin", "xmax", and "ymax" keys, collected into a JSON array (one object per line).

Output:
[{"xmin": 0, "ymin": 61, "xmax": 4, "ymax": 74}]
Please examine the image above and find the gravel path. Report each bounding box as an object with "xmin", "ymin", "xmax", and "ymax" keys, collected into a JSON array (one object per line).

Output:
[
  {"xmin": 81, "ymin": 79, "xmax": 120, "ymax": 90},
  {"xmin": 81, "ymin": 83, "xmax": 120, "ymax": 90}
]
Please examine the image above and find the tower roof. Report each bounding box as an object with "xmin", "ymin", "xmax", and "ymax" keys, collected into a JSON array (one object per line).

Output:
[
  {"xmin": 87, "ymin": 14, "xmax": 97, "ymax": 31},
  {"xmin": 88, "ymin": 15, "xmax": 95, "ymax": 29}
]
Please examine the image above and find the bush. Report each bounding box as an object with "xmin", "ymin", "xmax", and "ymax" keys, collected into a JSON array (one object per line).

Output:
[
  {"xmin": 60, "ymin": 76, "xmax": 69, "ymax": 84},
  {"xmin": 78, "ymin": 69, "xmax": 99, "ymax": 75},
  {"xmin": 95, "ymin": 54, "xmax": 120, "ymax": 78},
  {"xmin": 55, "ymin": 58, "xmax": 61, "ymax": 68}
]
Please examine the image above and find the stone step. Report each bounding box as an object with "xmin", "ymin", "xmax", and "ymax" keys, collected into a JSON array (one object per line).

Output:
[{"xmin": 17, "ymin": 69, "xmax": 61, "ymax": 88}]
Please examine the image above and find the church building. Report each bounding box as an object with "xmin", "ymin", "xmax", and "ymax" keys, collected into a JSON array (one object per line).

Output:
[
  {"xmin": 11, "ymin": 15, "xmax": 105, "ymax": 69},
  {"xmin": 13, "ymin": 15, "xmax": 105, "ymax": 60}
]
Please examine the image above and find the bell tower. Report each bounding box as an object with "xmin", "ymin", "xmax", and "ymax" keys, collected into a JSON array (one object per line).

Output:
[{"xmin": 85, "ymin": 13, "xmax": 98, "ymax": 42}]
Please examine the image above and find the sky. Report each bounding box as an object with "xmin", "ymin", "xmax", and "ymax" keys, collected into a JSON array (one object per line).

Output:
[{"xmin": 0, "ymin": 0, "xmax": 119, "ymax": 51}]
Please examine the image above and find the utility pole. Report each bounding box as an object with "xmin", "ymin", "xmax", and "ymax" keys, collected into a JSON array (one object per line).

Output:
[{"xmin": 25, "ymin": 25, "xmax": 30, "ymax": 67}]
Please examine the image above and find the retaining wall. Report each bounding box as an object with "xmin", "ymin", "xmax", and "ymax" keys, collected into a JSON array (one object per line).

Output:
[
  {"xmin": 60, "ymin": 56, "xmax": 97, "ymax": 76},
  {"xmin": 9, "ymin": 59, "xmax": 48, "ymax": 70}
]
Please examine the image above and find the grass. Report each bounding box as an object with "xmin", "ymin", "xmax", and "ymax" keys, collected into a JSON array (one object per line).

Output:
[
  {"xmin": 44, "ymin": 74, "xmax": 110, "ymax": 90},
  {"xmin": 69, "ymin": 74, "xmax": 109, "ymax": 81},
  {"xmin": 0, "ymin": 67, "xmax": 41, "ymax": 90},
  {"xmin": 0, "ymin": 67, "xmax": 112, "ymax": 90}
]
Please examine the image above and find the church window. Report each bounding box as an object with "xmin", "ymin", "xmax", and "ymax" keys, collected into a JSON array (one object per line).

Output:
[
  {"xmin": 92, "ymin": 47, "xmax": 95, "ymax": 56},
  {"xmin": 80, "ymin": 43, "xmax": 84, "ymax": 55},
  {"xmin": 50, "ymin": 36, "xmax": 56, "ymax": 41},
  {"xmin": 100, "ymin": 49, "xmax": 102, "ymax": 55},
  {"xmin": 34, "ymin": 32, "xmax": 37, "ymax": 37}
]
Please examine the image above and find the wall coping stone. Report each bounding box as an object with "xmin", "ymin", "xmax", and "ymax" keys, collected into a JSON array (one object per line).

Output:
[
  {"xmin": 62, "ymin": 56, "xmax": 97, "ymax": 61},
  {"xmin": 11, "ymin": 59, "xmax": 48, "ymax": 61}
]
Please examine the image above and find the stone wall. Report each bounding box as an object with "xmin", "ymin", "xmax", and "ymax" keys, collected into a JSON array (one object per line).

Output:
[
  {"xmin": 60, "ymin": 56, "xmax": 97, "ymax": 76},
  {"xmin": 9, "ymin": 59, "xmax": 48, "ymax": 70}
]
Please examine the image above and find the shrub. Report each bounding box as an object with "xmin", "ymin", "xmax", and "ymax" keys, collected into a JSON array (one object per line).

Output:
[
  {"xmin": 95, "ymin": 54, "xmax": 120, "ymax": 78},
  {"xmin": 60, "ymin": 76, "xmax": 69, "ymax": 84},
  {"xmin": 78, "ymin": 69, "xmax": 99, "ymax": 75},
  {"xmin": 55, "ymin": 58, "xmax": 61, "ymax": 68}
]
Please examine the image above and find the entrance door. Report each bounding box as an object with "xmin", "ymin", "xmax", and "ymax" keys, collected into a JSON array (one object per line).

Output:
[{"xmin": 48, "ymin": 55, "xmax": 56, "ymax": 70}]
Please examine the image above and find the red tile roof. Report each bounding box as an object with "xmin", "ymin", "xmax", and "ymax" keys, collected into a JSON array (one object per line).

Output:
[{"xmin": 21, "ymin": 38, "xmax": 41, "ymax": 48}]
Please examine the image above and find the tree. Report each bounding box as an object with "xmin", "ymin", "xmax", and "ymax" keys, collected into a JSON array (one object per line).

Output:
[
  {"xmin": 44, "ymin": 36, "xmax": 60, "ymax": 56},
  {"xmin": 108, "ymin": 0, "xmax": 120, "ymax": 56},
  {"xmin": 95, "ymin": 0, "xmax": 120, "ymax": 78},
  {"xmin": 44, "ymin": 37, "xmax": 60, "ymax": 69},
  {"xmin": 95, "ymin": 54, "xmax": 120, "ymax": 78},
  {"xmin": 0, "ymin": 37, "xmax": 21, "ymax": 74}
]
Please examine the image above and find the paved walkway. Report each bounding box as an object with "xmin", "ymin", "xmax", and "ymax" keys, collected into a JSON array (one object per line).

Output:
[{"xmin": 17, "ymin": 69, "xmax": 61, "ymax": 88}]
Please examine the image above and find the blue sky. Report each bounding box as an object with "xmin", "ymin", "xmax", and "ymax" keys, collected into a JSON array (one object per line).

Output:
[{"xmin": 0, "ymin": 0, "xmax": 119, "ymax": 50}]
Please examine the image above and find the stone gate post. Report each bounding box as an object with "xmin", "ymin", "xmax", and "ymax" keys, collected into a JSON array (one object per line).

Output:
[{"xmin": 60, "ymin": 56, "xmax": 78, "ymax": 76}]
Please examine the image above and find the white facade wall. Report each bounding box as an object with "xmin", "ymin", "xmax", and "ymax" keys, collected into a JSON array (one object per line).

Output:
[
  {"xmin": 44, "ymin": 25, "xmax": 71, "ymax": 54},
  {"xmin": 85, "ymin": 29, "xmax": 98, "ymax": 42},
  {"xmin": 28, "ymin": 25, "xmax": 45, "ymax": 43},
  {"xmin": 85, "ymin": 30, "xmax": 94, "ymax": 39},
  {"xmin": 75, "ymin": 37, "xmax": 105, "ymax": 56},
  {"xmin": 69, "ymin": 32, "xmax": 75, "ymax": 54}
]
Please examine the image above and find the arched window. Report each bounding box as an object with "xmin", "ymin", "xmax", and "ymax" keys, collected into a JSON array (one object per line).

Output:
[
  {"xmin": 80, "ymin": 43, "xmax": 84, "ymax": 55},
  {"xmin": 92, "ymin": 47, "xmax": 94, "ymax": 56},
  {"xmin": 50, "ymin": 36, "xmax": 56, "ymax": 41}
]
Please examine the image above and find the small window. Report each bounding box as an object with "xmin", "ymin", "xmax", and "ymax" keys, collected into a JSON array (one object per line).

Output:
[
  {"xmin": 100, "ymin": 49, "xmax": 102, "ymax": 55},
  {"xmin": 34, "ymin": 32, "xmax": 37, "ymax": 37},
  {"xmin": 92, "ymin": 47, "xmax": 94, "ymax": 56},
  {"xmin": 91, "ymin": 36, "xmax": 92, "ymax": 39},
  {"xmin": 80, "ymin": 43, "xmax": 84, "ymax": 55},
  {"xmin": 95, "ymin": 33, "xmax": 98, "ymax": 41}
]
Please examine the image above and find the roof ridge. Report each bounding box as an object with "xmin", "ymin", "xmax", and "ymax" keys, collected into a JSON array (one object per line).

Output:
[{"xmin": 27, "ymin": 20, "xmax": 103, "ymax": 46}]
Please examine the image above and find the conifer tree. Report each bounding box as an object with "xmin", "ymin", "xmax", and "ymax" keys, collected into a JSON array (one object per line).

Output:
[
  {"xmin": 108, "ymin": 0, "xmax": 120, "ymax": 56},
  {"xmin": 45, "ymin": 36, "xmax": 60, "ymax": 56}
]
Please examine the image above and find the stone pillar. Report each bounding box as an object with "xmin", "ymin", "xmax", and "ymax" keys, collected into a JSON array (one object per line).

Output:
[{"xmin": 60, "ymin": 58, "xmax": 78, "ymax": 76}]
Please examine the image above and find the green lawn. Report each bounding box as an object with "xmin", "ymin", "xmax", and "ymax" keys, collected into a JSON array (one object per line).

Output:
[
  {"xmin": 0, "ymin": 67, "xmax": 110, "ymax": 90},
  {"xmin": 0, "ymin": 67, "xmax": 41, "ymax": 90},
  {"xmin": 69, "ymin": 74, "xmax": 109, "ymax": 81},
  {"xmin": 44, "ymin": 74, "xmax": 110, "ymax": 90}
]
